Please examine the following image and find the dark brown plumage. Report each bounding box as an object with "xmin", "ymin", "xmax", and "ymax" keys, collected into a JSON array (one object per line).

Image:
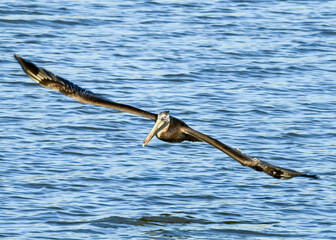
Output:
[{"xmin": 14, "ymin": 54, "xmax": 317, "ymax": 179}]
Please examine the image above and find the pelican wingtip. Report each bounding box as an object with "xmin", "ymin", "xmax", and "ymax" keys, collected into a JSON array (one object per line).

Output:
[{"xmin": 14, "ymin": 54, "xmax": 21, "ymax": 61}]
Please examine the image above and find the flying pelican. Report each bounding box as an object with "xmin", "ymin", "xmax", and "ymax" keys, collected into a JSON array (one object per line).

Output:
[{"xmin": 14, "ymin": 54, "xmax": 317, "ymax": 179}]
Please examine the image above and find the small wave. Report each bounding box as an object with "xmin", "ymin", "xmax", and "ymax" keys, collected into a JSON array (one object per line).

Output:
[
  {"xmin": 91, "ymin": 214, "xmax": 211, "ymax": 228},
  {"xmin": 212, "ymin": 228, "xmax": 305, "ymax": 238}
]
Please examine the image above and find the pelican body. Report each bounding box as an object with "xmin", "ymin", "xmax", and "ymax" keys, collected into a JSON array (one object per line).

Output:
[{"xmin": 14, "ymin": 55, "xmax": 317, "ymax": 180}]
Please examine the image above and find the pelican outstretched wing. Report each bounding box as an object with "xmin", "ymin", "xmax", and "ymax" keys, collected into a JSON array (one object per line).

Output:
[
  {"xmin": 182, "ymin": 126, "xmax": 317, "ymax": 179},
  {"xmin": 14, "ymin": 55, "xmax": 157, "ymax": 121}
]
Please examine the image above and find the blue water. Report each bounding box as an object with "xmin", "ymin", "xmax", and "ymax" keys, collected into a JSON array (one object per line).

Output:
[{"xmin": 1, "ymin": 1, "xmax": 336, "ymax": 239}]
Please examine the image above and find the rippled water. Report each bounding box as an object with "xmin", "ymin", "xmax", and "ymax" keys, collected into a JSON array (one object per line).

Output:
[{"xmin": 1, "ymin": 1, "xmax": 336, "ymax": 239}]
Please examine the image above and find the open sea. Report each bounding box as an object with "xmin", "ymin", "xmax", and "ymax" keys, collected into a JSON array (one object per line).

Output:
[{"xmin": 1, "ymin": 1, "xmax": 336, "ymax": 239}]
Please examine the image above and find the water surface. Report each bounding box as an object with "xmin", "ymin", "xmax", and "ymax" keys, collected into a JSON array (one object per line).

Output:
[{"xmin": 1, "ymin": 1, "xmax": 336, "ymax": 239}]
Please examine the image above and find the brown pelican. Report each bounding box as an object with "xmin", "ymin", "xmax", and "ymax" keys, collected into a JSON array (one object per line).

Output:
[{"xmin": 14, "ymin": 54, "xmax": 317, "ymax": 179}]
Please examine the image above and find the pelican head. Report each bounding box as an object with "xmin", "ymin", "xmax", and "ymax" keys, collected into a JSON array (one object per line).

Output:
[{"xmin": 142, "ymin": 111, "xmax": 170, "ymax": 147}]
